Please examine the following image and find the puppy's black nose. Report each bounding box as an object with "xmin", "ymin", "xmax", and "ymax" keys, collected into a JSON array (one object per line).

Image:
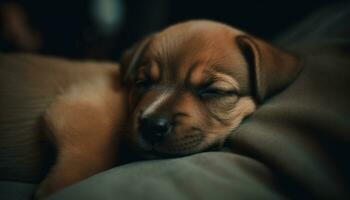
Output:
[{"xmin": 139, "ymin": 116, "xmax": 172, "ymax": 144}]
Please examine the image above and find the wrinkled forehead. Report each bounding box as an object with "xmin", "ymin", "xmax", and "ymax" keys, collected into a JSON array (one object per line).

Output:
[
  {"xmin": 149, "ymin": 24, "xmax": 241, "ymax": 66},
  {"xmin": 144, "ymin": 22, "xmax": 249, "ymax": 90}
]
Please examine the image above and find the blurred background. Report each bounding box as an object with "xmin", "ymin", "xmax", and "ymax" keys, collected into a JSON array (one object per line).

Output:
[{"xmin": 0, "ymin": 0, "xmax": 345, "ymax": 60}]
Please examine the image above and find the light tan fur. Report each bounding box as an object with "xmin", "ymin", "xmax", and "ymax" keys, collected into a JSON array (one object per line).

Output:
[
  {"xmin": 0, "ymin": 54, "xmax": 128, "ymax": 199},
  {"xmin": 35, "ymin": 76, "xmax": 127, "ymax": 198}
]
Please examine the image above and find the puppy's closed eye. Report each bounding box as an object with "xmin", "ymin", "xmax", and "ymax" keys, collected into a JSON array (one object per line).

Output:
[
  {"xmin": 135, "ymin": 77, "xmax": 153, "ymax": 88},
  {"xmin": 197, "ymin": 75, "xmax": 239, "ymax": 99},
  {"xmin": 134, "ymin": 65, "xmax": 155, "ymax": 88},
  {"xmin": 198, "ymin": 87, "xmax": 237, "ymax": 99}
]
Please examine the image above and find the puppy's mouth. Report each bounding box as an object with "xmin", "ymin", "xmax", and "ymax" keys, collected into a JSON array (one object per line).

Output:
[
  {"xmin": 139, "ymin": 143, "xmax": 224, "ymax": 160},
  {"xmin": 134, "ymin": 132, "xmax": 224, "ymax": 159},
  {"xmin": 134, "ymin": 130, "xmax": 203, "ymax": 157}
]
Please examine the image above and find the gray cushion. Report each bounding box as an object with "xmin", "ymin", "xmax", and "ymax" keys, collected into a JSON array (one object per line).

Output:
[
  {"xmin": 0, "ymin": 181, "xmax": 36, "ymax": 200},
  {"xmin": 47, "ymin": 152, "xmax": 285, "ymax": 200}
]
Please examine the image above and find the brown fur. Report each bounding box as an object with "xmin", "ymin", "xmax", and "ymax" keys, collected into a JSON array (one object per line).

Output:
[
  {"xmin": 0, "ymin": 54, "xmax": 128, "ymax": 199},
  {"xmin": 121, "ymin": 20, "xmax": 300, "ymax": 157},
  {"xmin": 0, "ymin": 20, "xmax": 301, "ymax": 199}
]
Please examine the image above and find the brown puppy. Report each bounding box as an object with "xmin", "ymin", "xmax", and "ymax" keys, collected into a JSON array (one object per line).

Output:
[
  {"xmin": 0, "ymin": 20, "xmax": 301, "ymax": 199},
  {"xmin": 121, "ymin": 20, "xmax": 301, "ymax": 158}
]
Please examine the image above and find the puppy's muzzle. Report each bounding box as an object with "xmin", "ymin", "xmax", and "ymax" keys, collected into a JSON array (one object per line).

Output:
[{"xmin": 139, "ymin": 115, "xmax": 173, "ymax": 144}]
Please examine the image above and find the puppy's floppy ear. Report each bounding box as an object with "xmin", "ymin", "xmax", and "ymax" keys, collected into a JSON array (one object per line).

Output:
[
  {"xmin": 236, "ymin": 35, "xmax": 301, "ymax": 103},
  {"xmin": 120, "ymin": 35, "xmax": 154, "ymax": 83}
]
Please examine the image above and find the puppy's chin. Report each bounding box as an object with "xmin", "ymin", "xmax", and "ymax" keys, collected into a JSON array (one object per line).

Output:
[{"xmin": 133, "ymin": 135, "xmax": 224, "ymax": 159}]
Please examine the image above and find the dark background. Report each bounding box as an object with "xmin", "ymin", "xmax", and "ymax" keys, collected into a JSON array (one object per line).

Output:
[{"xmin": 0, "ymin": 0, "xmax": 346, "ymax": 60}]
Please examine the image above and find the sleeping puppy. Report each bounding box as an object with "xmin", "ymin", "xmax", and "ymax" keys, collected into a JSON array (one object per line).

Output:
[
  {"xmin": 121, "ymin": 20, "xmax": 301, "ymax": 158},
  {"xmin": 0, "ymin": 20, "xmax": 301, "ymax": 199}
]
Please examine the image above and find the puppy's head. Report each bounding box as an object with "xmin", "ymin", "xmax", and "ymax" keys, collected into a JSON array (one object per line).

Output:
[{"xmin": 121, "ymin": 20, "xmax": 300, "ymax": 157}]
